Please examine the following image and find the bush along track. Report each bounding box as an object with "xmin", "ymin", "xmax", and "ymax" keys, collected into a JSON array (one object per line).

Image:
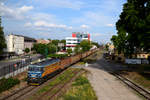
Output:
[
  {"xmin": 58, "ymin": 72, "xmax": 97, "ymax": 100},
  {"xmin": 0, "ymin": 77, "xmax": 20, "ymax": 93}
]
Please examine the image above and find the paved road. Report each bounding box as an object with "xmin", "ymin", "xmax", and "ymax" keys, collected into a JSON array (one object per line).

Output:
[
  {"xmin": 0, "ymin": 54, "xmax": 42, "ymax": 68},
  {"xmin": 85, "ymin": 55, "xmax": 141, "ymax": 100}
]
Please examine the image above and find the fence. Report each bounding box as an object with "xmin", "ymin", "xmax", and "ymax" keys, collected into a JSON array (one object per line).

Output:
[
  {"xmin": 0, "ymin": 55, "xmax": 44, "ymax": 78},
  {"xmin": 125, "ymin": 58, "xmax": 149, "ymax": 64}
]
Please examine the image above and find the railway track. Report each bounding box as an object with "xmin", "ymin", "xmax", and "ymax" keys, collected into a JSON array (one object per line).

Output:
[
  {"xmin": 113, "ymin": 73, "xmax": 150, "ymax": 100},
  {"xmin": 98, "ymin": 58, "xmax": 150, "ymax": 100},
  {"xmin": 0, "ymin": 67, "xmax": 71, "ymax": 100},
  {"xmin": 36, "ymin": 68, "xmax": 83, "ymax": 100},
  {"xmin": 0, "ymin": 50, "xmax": 98, "ymax": 100},
  {"xmin": 0, "ymin": 85, "xmax": 30, "ymax": 100}
]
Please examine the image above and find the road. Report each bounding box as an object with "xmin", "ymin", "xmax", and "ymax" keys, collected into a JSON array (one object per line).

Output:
[
  {"xmin": 85, "ymin": 54, "xmax": 141, "ymax": 100},
  {"xmin": 0, "ymin": 54, "xmax": 42, "ymax": 68}
]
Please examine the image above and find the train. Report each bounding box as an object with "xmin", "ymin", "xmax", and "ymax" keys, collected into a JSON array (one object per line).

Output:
[{"xmin": 27, "ymin": 49, "xmax": 98, "ymax": 85}]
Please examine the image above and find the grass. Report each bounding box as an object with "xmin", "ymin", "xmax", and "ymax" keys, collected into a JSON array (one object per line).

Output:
[
  {"xmin": 77, "ymin": 61, "xmax": 85, "ymax": 65},
  {"xmin": 28, "ymin": 68, "xmax": 80, "ymax": 100},
  {"xmin": 121, "ymin": 64, "xmax": 150, "ymax": 91},
  {"xmin": 58, "ymin": 73, "xmax": 97, "ymax": 100},
  {"xmin": 37, "ymin": 68, "xmax": 77, "ymax": 94}
]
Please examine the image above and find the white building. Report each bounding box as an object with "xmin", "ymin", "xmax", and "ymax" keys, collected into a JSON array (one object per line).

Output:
[
  {"xmin": 5, "ymin": 34, "xmax": 36, "ymax": 55},
  {"xmin": 66, "ymin": 32, "xmax": 91, "ymax": 51},
  {"xmin": 6, "ymin": 34, "xmax": 24, "ymax": 54},
  {"xmin": 66, "ymin": 37, "xmax": 79, "ymax": 50}
]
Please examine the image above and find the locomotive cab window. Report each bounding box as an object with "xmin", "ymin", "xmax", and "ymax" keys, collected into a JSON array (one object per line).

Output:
[{"xmin": 28, "ymin": 66, "xmax": 43, "ymax": 71}]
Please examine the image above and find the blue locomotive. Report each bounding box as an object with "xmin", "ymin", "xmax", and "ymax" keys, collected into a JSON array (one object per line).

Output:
[{"xmin": 27, "ymin": 59, "xmax": 60, "ymax": 85}]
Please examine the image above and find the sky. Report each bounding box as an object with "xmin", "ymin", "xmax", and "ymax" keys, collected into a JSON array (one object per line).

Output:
[{"xmin": 0, "ymin": 0, "xmax": 126, "ymax": 44}]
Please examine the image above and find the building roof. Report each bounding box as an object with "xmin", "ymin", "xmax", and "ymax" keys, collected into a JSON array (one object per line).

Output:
[
  {"xmin": 37, "ymin": 39, "xmax": 50, "ymax": 44},
  {"xmin": 8, "ymin": 34, "xmax": 36, "ymax": 42},
  {"xmin": 32, "ymin": 59, "xmax": 60, "ymax": 67}
]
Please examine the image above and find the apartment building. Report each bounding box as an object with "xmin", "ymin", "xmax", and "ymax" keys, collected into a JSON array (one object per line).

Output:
[
  {"xmin": 66, "ymin": 32, "xmax": 90, "ymax": 51},
  {"xmin": 5, "ymin": 34, "xmax": 36, "ymax": 55}
]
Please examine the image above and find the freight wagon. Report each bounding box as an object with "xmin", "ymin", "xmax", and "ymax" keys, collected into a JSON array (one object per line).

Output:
[{"xmin": 27, "ymin": 49, "xmax": 98, "ymax": 85}]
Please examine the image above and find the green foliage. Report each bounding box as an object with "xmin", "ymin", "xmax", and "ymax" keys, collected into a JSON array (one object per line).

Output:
[
  {"xmin": 51, "ymin": 39, "xmax": 60, "ymax": 46},
  {"xmin": 48, "ymin": 54, "xmax": 68, "ymax": 58},
  {"xmin": 24, "ymin": 48, "xmax": 30, "ymax": 53},
  {"xmin": 91, "ymin": 42, "xmax": 100, "ymax": 48},
  {"xmin": 72, "ymin": 76, "xmax": 89, "ymax": 86},
  {"xmin": 32, "ymin": 39, "xmax": 65, "ymax": 56},
  {"xmin": 0, "ymin": 16, "xmax": 6, "ymax": 55},
  {"xmin": 47, "ymin": 43, "xmax": 57, "ymax": 54},
  {"xmin": 111, "ymin": 30, "xmax": 129, "ymax": 54},
  {"xmin": 0, "ymin": 77, "xmax": 20, "ymax": 93},
  {"xmin": 112, "ymin": 0, "xmax": 150, "ymax": 56},
  {"xmin": 67, "ymin": 48, "xmax": 72, "ymax": 55},
  {"xmin": 74, "ymin": 45, "xmax": 81, "ymax": 54},
  {"xmin": 80, "ymin": 40, "xmax": 91, "ymax": 52},
  {"xmin": 60, "ymin": 39, "xmax": 66, "ymax": 45},
  {"xmin": 105, "ymin": 44, "xmax": 109, "ymax": 51},
  {"xmin": 62, "ymin": 75, "xmax": 97, "ymax": 100},
  {"xmin": 32, "ymin": 43, "xmax": 47, "ymax": 55}
]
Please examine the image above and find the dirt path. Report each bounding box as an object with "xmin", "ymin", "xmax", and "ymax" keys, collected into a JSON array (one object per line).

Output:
[{"xmin": 86, "ymin": 66, "xmax": 141, "ymax": 100}]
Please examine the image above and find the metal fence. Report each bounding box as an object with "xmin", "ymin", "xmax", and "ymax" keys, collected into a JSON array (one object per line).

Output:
[{"xmin": 0, "ymin": 55, "xmax": 44, "ymax": 78}]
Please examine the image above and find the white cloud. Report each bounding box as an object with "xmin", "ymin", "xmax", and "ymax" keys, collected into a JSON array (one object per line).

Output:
[
  {"xmin": 80, "ymin": 24, "xmax": 89, "ymax": 29},
  {"xmin": 106, "ymin": 24, "xmax": 114, "ymax": 27},
  {"xmin": 68, "ymin": 26, "xmax": 73, "ymax": 29},
  {"xmin": 34, "ymin": 20, "xmax": 67, "ymax": 28},
  {"xmin": 0, "ymin": 3, "xmax": 33, "ymax": 20},
  {"xmin": 24, "ymin": 22, "xmax": 32, "ymax": 27},
  {"xmin": 19, "ymin": 6, "xmax": 33, "ymax": 13}
]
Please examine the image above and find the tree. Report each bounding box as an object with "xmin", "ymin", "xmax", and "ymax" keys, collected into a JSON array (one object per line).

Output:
[
  {"xmin": 60, "ymin": 39, "xmax": 66, "ymax": 45},
  {"xmin": 80, "ymin": 40, "xmax": 91, "ymax": 52},
  {"xmin": 67, "ymin": 48, "xmax": 72, "ymax": 55},
  {"xmin": 111, "ymin": 30, "xmax": 128, "ymax": 54},
  {"xmin": 47, "ymin": 43, "xmax": 57, "ymax": 54},
  {"xmin": 91, "ymin": 42, "xmax": 100, "ymax": 48},
  {"xmin": 112, "ymin": 0, "xmax": 150, "ymax": 56},
  {"xmin": 0, "ymin": 16, "xmax": 6, "ymax": 55},
  {"xmin": 105, "ymin": 44, "xmax": 109, "ymax": 51},
  {"xmin": 51, "ymin": 39, "xmax": 60, "ymax": 46},
  {"xmin": 25, "ymin": 48, "xmax": 30, "ymax": 53},
  {"xmin": 74, "ymin": 44, "xmax": 81, "ymax": 54},
  {"xmin": 48, "ymin": 38, "xmax": 51, "ymax": 41},
  {"xmin": 32, "ymin": 43, "xmax": 48, "ymax": 55}
]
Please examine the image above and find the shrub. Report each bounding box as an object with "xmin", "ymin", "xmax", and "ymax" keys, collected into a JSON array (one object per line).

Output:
[
  {"xmin": 25, "ymin": 48, "xmax": 30, "ymax": 53},
  {"xmin": 48, "ymin": 54, "xmax": 68, "ymax": 59},
  {"xmin": 0, "ymin": 77, "xmax": 20, "ymax": 93}
]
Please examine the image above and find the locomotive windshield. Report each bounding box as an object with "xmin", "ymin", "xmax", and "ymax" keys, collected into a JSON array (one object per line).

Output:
[{"xmin": 28, "ymin": 65, "xmax": 43, "ymax": 71}]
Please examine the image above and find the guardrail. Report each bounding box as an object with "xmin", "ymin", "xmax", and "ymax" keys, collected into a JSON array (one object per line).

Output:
[{"xmin": 0, "ymin": 55, "xmax": 44, "ymax": 79}]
